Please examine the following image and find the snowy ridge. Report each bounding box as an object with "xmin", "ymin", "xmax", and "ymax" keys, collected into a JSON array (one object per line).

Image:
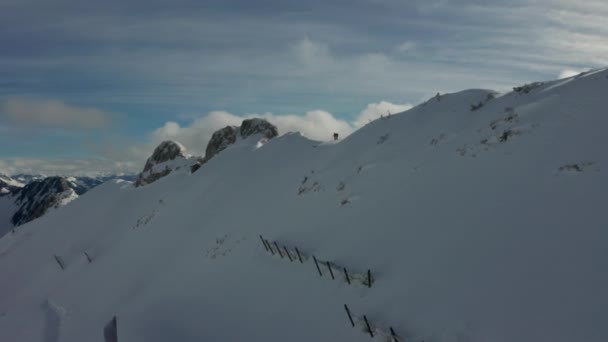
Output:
[{"xmin": 0, "ymin": 69, "xmax": 607, "ymax": 342}]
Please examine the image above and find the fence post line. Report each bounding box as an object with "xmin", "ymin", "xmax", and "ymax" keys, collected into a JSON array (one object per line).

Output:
[
  {"xmin": 295, "ymin": 247, "xmax": 303, "ymax": 263},
  {"xmin": 344, "ymin": 304, "xmax": 355, "ymax": 327},
  {"xmin": 273, "ymin": 242, "xmax": 283, "ymax": 258},
  {"xmin": 54, "ymin": 254, "xmax": 65, "ymax": 270},
  {"xmin": 283, "ymin": 246, "xmax": 293, "ymax": 262},
  {"xmin": 259, "ymin": 235, "xmax": 269, "ymax": 252},
  {"xmin": 313, "ymin": 256, "xmax": 323, "ymax": 276},
  {"xmin": 367, "ymin": 269, "xmax": 372, "ymax": 288},
  {"xmin": 343, "ymin": 267, "xmax": 351, "ymax": 285},
  {"xmin": 390, "ymin": 327, "xmax": 398, "ymax": 342},
  {"xmin": 363, "ymin": 315, "xmax": 374, "ymax": 338},
  {"xmin": 265, "ymin": 239, "xmax": 275, "ymax": 255},
  {"xmin": 327, "ymin": 261, "xmax": 335, "ymax": 279}
]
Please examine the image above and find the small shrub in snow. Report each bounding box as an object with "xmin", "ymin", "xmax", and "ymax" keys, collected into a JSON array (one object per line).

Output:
[
  {"xmin": 470, "ymin": 102, "xmax": 484, "ymax": 111},
  {"xmin": 377, "ymin": 134, "xmax": 390, "ymax": 144},
  {"xmin": 513, "ymin": 82, "xmax": 544, "ymax": 94}
]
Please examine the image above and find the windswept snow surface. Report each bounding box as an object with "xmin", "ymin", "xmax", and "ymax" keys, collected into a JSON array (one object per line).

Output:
[{"xmin": 1, "ymin": 70, "xmax": 607, "ymax": 342}]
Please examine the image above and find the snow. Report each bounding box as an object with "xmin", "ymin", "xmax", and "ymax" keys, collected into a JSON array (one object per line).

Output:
[
  {"xmin": 0, "ymin": 69, "xmax": 607, "ymax": 342},
  {"xmin": 0, "ymin": 174, "xmax": 24, "ymax": 188}
]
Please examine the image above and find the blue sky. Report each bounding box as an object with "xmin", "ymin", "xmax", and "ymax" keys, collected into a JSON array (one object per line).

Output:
[{"xmin": 1, "ymin": 0, "xmax": 606, "ymax": 175}]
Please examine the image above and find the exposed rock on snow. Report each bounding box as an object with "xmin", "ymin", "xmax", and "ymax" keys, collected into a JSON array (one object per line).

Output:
[
  {"xmin": 204, "ymin": 126, "xmax": 238, "ymax": 162},
  {"xmin": 198, "ymin": 118, "xmax": 279, "ymax": 167},
  {"xmin": 11, "ymin": 177, "xmax": 78, "ymax": 226},
  {"xmin": 240, "ymin": 118, "xmax": 279, "ymax": 139},
  {"xmin": 142, "ymin": 140, "xmax": 188, "ymax": 173},
  {"xmin": 135, "ymin": 140, "xmax": 190, "ymax": 187}
]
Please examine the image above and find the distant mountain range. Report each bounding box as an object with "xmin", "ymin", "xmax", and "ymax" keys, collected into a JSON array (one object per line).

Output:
[{"xmin": 0, "ymin": 173, "xmax": 136, "ymax": 237}]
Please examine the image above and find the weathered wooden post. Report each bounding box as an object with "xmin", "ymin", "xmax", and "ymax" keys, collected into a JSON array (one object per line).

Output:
[
  {"xmin": 344, "ymin": 304, "xmax": 355, "ymax": 327},
  {"xmin": 363, "ymin": 315, "xmax": 374, "ymax": 337},
  {"xmin": 259, "ymin": 235, "xmax": 269, "ymax": 252},
  {"xmin": 390, "ymin": 327, "xmax": 399, "ymax": 342},
  {"xmin": 283, "ymin": 246, "xmax": 293, "ymax": 262},
  {"xmin": 295, "ymin": 247, "xmax": 303, "ymax": 263},
  {"xmin": 343, "ymin": 267, "xmax": 351, "ymax": 285},
  {"xmin": 103, "ymin": 315, "xmax": 118, "ymax": 342},
  {"xmin": 273, "ymin": 242, "xmax": 283, "ymax": 258},
  {"xmin": 266, "ymin": 239, "xmax": 275, "ymax": 255},
  {"xmin": 326, "ymin": 261, "xmax": 335, "ymax": 279},
  {"xmin": 84, "ymin": 251, "xmax": 93, "ymax": 263},
  {"xmin": 367, "ymin": 269, "xmax": 372, "ymax": 288},
  {"xmin": 313, "ymin": 256, "xmax": 322, "ymax": 276},
  {"xmin": 54, "ymin": 254, "xmax": 65, "ymax": 270}
]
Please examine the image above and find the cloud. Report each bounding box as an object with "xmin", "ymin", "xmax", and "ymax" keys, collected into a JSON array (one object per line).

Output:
[
  {"xmin": 396, "ymin": 42, "xmax": 416, "ymax": 53},
  {"xmin": 149, "ymin": 101, "xmax": 412, "ymax": 157},
  {"xmin": 0, "ymin": 98, "xmax": 111, "ymax": 129},
  {"xmin": 558, "ymin": 69, "xmax": 587, "ymax": 79},
  {"xmin": 0, "ymin": 157, "xmax": 137, "ymax": 177},
  {"xmin": 293, "ymin": 38, "xmax": 332, "ymax": 69},
  {"xmin": 353, "ymin": 101, "xmax": 413, "ymax": 128}
]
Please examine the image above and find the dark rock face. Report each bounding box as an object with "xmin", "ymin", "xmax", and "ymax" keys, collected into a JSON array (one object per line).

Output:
[
  {"xmin": 136, "ymin": 141, "xmax": 188, "ymax": 187},
  {"xmin": 0, "ymin": 174, "xmax": 22, "ymax": 196},
  {"xmin": 199, "ymin": 119, "xmax": 278, "ymax": 167},
  {"xmin": 142, "ymin": 141, "xmax": 187, "ymax": 173},
  {"xmin": 204, "ymin": 126, "xmax": 238, "ymax": 162},
  {"xmin": 240, "ymin": 118, "xmax": 278, "ymax": 139},
  {"xmin": 11, "ymin": 177, "xmax": 76, "ymax": 226}
]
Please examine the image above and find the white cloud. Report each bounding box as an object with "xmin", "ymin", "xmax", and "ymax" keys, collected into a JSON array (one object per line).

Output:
[
  {"xmin": 0, "ymin": 98, "xmax": 111, "ymax": 129},
  {"xmin": 0, "ymin": 157, "xmax": 137, "ymax": 177},
  {"xmin": 293, "ymin": 38, "xmax": 332, "ymax": 69},
  {"xmin": 396, "ymin": 42, "xmax": 416, "ymax": 53},
  {"xmin": 0, "ymin": 101, "xmax": 413, "ymax": 175},
  {"xmin": 558, "ymin": 69, "xmax": 586, "ymax": 79},
  {"xmin": 149, "ymin": 102, "xmax": 412, "ymax": 157},
  {"xmin": 353, "ymin": 101, "xmax": 413, "ymax": 128}
]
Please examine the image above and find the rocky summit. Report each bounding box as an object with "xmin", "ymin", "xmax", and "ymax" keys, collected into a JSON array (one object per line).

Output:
[{"xmin": 135, "ymin": 140, "xmax": 190, "ymax": 187}]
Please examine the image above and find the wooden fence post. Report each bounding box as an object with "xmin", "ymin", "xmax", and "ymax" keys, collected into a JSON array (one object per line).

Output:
[
  {"xmin": 343, "ymin": 267, "xmax": 351, "ymax": 285},
  {"xmin": 363, "ymin": 315, "xmax": 374, "ymax": 337},
  {"xmin": 283, "ymin": 246, "xmax": 293, "ymax": 262},
  {"xmin": 103, "ymin": 315, "xmax": 118, "ymax": 342},
  {"xmin": 327, "ymin": 262, "xmax": 335, "ymax": 279},
  {"xmin": 390, "ymin": 327, "xmax": 399, "ymax": 342},
  {"xmin": 313, "ymin": 256, "xmax": 322, "ymax": 276},
  {"xmin": 273, "ymin": 242, "xmax": 283, "ymax": 258},
  {"xmin": 295, "ymin": 247, "xmax": 303, "ymax": 263},
  {"xmin": 54, "ymin": 254, "xmax": 65, "ymax": 270},
  {"xmin": 344, "ymin": 304, "xmax": 355, "ymax": 327},
  {"xmin": 367, "ymin": 269, "xmax": 372, "ymax": 288},
  {"xmin": 266, "ymin": 239, "xmax": 275, "ymax": 255},
  {"xmin": 259, "ymin": 235, "xmax": 269, "ymax": 252}
]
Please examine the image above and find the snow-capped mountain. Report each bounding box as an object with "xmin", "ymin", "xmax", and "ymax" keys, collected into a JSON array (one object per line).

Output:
[
  {"xmin": 0, "ymin": 174, "xmax": 24, "ymax": 195},
  {"xmin": 135, "ymin": 118, "xmax": 279, "ymax": 186},
  {"xmin": 1, "ymin": 69, "xmax": 607, "ymax": 342},
  {"xmin": 0, "ymin": 174, "xmax": 137, "ymax": 237}
]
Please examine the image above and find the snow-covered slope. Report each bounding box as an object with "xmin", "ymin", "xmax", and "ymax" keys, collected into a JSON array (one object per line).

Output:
[{"xmin": 0, "ymin": 69, "xmax": 607, "ymax": 342}]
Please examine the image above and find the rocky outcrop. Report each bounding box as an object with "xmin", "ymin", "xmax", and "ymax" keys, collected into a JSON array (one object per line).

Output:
[
  {"xmin": 199, "ymin": 119, "xmax": 278, "ymax": 167},
  {"xmin": 240, "ymin": 118, "xmax": 278, "ymax": 139},
  {"xmin": 135, "ymin": 140, "xmax": 190, "ymax": 187},
  {"xmin": 204, "ymin": 126, "xmax": 238, "ymax": 162},
  {"xmin": 11, "ymin": 177, "xmax": 78, "ymax": 226}
]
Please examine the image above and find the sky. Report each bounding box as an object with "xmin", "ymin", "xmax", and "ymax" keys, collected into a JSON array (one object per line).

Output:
[{"xmin": 0, "ymin": 0, "xmax": 606, "ymax": 176}]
